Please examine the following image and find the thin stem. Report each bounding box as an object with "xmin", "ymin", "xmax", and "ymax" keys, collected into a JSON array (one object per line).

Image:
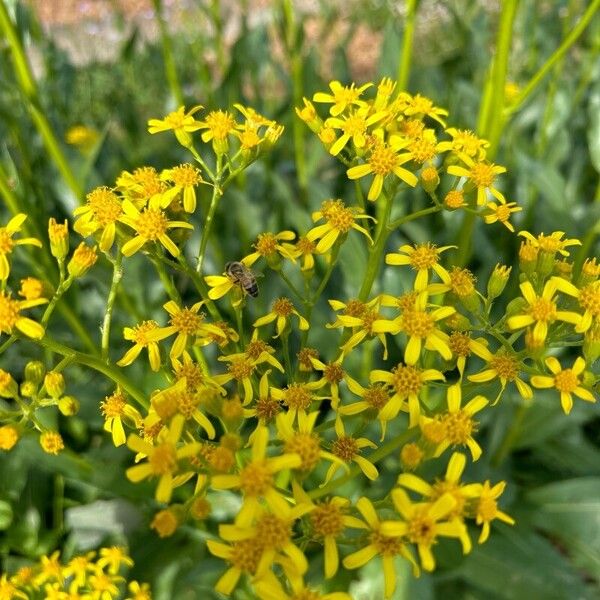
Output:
[
  {"xmin": 42, "ymin": 275, "xmax": 73, "ymax": 326},
  {"xmin": 397, "ymin": 0, "xmax": 417, "ymax": 90},
  {"xmin": 505, "ymin": 0, "xmax": 600, "ymax": 118},
  {"xmin": 197, "ymin": 158, "xmax": 223, "ymax": 273},
  {"xmin": 279, "ymin": 270, "xmax": 305, "ymax": 305},
  {"xmin": 101, "ymin": 250, "xmax": 123, "ymax": 362},
  {"xmin": 35, "ymin": 335, "xmax": 147, "ymax": 408}
]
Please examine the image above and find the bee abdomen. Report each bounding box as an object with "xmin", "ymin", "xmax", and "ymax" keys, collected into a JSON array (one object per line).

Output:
[{"xmin": 247, "ymin": 282, "xmax": 259, "ymax": 297}]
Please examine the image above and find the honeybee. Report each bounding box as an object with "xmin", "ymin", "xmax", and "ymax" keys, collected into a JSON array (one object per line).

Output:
[{"xmin": 225, "ymin": 261, "xmax": 259, "ymax": 297}]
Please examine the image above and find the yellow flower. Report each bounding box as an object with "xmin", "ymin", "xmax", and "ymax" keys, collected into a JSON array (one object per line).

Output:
[
  {"xmin": 67, "ymin": 242, "xmax": 98, "ymax": 278},
  {"xmin": 255, "ymin": 576, "xmax": 352, "ymax": 600},
  {"xmin": 395, "ymin": 289, "xmax": 455, "ymax": 365},
  {"xmin": 88, "ymin": 567, "xmax": 123, "ymax": 599},
  {"xmin": 381, "ymin": 489, "xmax": 470, "ymax": 572},
  {"xmin": 18, "ymin": 277, "xmax": 45, "ymax": 301},
  {"xmin": 0, "ymin": 213, "xmax": 42, "ymax": 280},
  {"xmin": 117, "ymin": 166, "xmax": 167, "ymax": 207},
  {"xmin": 483, "ymin": 201, "xmax": 521, "ymax": 232},
  {"xmin": 0, "ymin": 574, "xmax": 27, "ymax": 599},
  {"xmin": 437, "ymin": 128, "xmax": 489, "ymax": 159},
  {"xmin": 400, "ymin": 92, "xmax": 449, "ymax": 127},
  {"xmin": 313, "ymin": 81, "xmax": 372, "ymax": 116},
  {"xmin": 151, "ymin": 508, "xmax": 179, "ymax": 538},
  {"xmin": 243, "ymin": 231, "xmax": 297, "ymax": 266},
  {"xmin": 337, "ymin": 381, "xmax": 391, "ymax": 439},
  {"xmin": 212, "ymin": 426, "xmax": 301, "ymax": 526},
  {"xmin": 117, "ymin": 320, "xmax": 173, "ymax": 372},
  {"xmin": 370, "ymin": 363, "xmax": 445, "ymax": 427},
  {"xmin": 347, "ymin": 136, "xmax": 418, "ymax": 201},
  {"xmin": 306, "ymin": 199, "xmax": 373, "ymax": 253},
  {"xmin": 97, "ymin": 546, "xmax": 134, "ymax": 574},
  {"xmin": 119, "ymin": 198, "xmax": 193, "ymax": 257},
  {"xmin": 447, "ymin": 154, "xmax": 507, "ymax": 206},
  {"xmin": 447, "ymin": 331, "xmax": 490, "ymax": 377},
  {"xmin": 198, "ymin": 109, "xmax": 237, "ymax": 154},
  {"xmin": 506, "ymin": 277, "xmax": 581, "ymax": 344},
  {"xmin": 518, "ymin": 230, "xmax": 581, "ymax": 258},
  {"xmin": 147, "ymin": 105, "xmax": 203, "ymax": 147},
  {"xmin": 470, "ymin": 480, "xmax": 515, "ymax": 543},
  {"xmin": 73, "ymin": 186, "xmax": 123, "ymax": 251},
  {"xmin": 342, "ymin": 497, "xmax": 418, "ymax": 599},
  {"xmin": 253, "ymin": 297, "xmax": 309, "ymax": 337},
  {"xmin": 268, "ymin": 380, "xmax": 320, "ymax": 422},
  {"xmin": 285, "ymin": 236, "xmax": 317, "ymax": 271},
  {"xmin": 66, "ymin": 124, "xmax": 99, "ymax": 148},
  {"xmin": 48, "ymin": 217, "xmax": 69, "ymax": 260},
  {"xmin": 40, "ymin": 431, "xmax": 64, "ymax": 454},
  {"xmin": 324, "ymin": 106, "xmax": 387, "ymax": 156},
  {"xmin": 420, "ymin": 384, "xmax": 488, "ymax": 461},
  {"xmin": 530, "ymin": 356, "xmax": 595, "ymax": 414},
  {"xmin": 385, "ymin": 242, "xmax": 454, "ymax": 290},
  {"xmin": 100, "ymin": 390, "xmax": 142, "ymax": 447},
  {"xmin": 160, "ymin": 164, "xmax": 207, "ymax": 213},
  {"xmin": 127, "ymin": 581, "xmax": 153, "ymax": 600},
  {"xmin": 309, "ymin": 356, "xmax": 361, "ymax": 409},
  {"xmin": 575, "ymin": 281, "xmax": 600, "ymax": 332},
  {"xmin": 0, "ymin": 425, "xmax": 19, "ymax": 451},
  {"xmin": 0, "ymin": 291, "xmax": 47, "ymax": 339},
  {"xmin": 126, "ymin": 414, "xmax": 200, "ymax": 503}
]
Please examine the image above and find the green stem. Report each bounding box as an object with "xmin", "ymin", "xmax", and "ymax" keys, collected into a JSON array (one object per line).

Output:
[
  {"xmin": 0, "ymin": 0, "xmax": 83, "ymax": 200},
  {"xmin": 309, "ymin": 427, "xmax": 416, "ymax": 499},
  {"xmin": 42, "ymin": 275, "xmax": 73, "ymax": 326},
  {"xmin": 197, "ymin": 160, "xmax": 222, "ymax": 273},
  {"xmin": 101, "ymin": 251, "xmax": 123, "ymax": 362},
  {"xmin": 505, "ymin": 0, "xmax": 600, "ymax": 118},
  {"xmin": 36, "ymin": 336, "xmax": 147, "ymax": 408},
  {"xmin": 151, "ymin": 0, "xmax": 184, "ymax": 106},
  {"xmin": 279, "ymin": 270, "xmax": 305, "ymax": 305},
  {"xmin": 397, "ymin": 0, "xmax": 417, "ymax": 90}
]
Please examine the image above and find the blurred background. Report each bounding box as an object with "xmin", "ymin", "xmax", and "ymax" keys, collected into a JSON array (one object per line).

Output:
[{"xmin": 1, "ymin": 1, "xmax": 600, "ymax": 598}]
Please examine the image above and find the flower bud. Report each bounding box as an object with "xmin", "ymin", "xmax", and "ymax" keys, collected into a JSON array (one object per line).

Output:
[
  {"xmin": 40, "ymin": 431, "xmax": 64, "ymax": 455},
  {"xmin": 400, "ymin": 442, "xmax": 424, "ymax": 470},
  {"xmin": 20, "ymin": 381, "xmax": 37, "ymax": 398},
  {"xmin": 190, "ymin": 496, "xmax": 211, "ymax": 520},
  {"xmin": 295, "ymin": 98, "xmax": 322, "ymax": 133},
  {"xmin": 420, "ymin": 166, "xmax": 439, "ymax": 193},
  {"xmin": 44, "ymin": 371, "xmax": 65, "ymax": 399},
  {"xmin": 583, "ymin": 322, "xmax": 600, "ymax": 363},
  {"xmin": 48, "ymin": 218, "xmax": 69, "ymax": 260},
  {"xmin": 25, "ymin": 361, "xmax": 45, "ymax": 385},
  {"xmin": 58, "ymin": 395, "xmax": 80, "ymax": 416},
  {"xmin": 518, "ymin": 241, "xmax": 538, "ymax": 276},
  {"xmin": 67, "ymin": 243, "xmax": 98, "ymax": 278},
  {"xmin": 487, "ymin": 264, "xmax": 512, "ymax": 299},
  {"xmin": 0, "ymin": 425, "xmax": 19, "ymax": 451},
  {"xmin": 0, "ymin": 369, "xmax": 18, "ymax": 399},
  {"xmin": 444, "ymin": 189, "xmax": 466, "ymax": 210},
  {"xmin": 578, "ymin": 258, "xmax": 600, "ymax": 287}
]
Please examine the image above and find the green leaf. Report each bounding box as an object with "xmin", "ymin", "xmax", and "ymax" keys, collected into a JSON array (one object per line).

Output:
[
  {"xmin": 588, "ymin": 84, "xmax": 600, "ymax": 173},
  {"xmin": 0, "ymin": 500, "xmax": 13, "ymax": 530}
]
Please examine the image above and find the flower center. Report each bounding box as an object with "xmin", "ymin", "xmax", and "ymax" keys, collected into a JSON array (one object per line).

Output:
[
  {"xmin": 406, "ymin": 510, "xmax": 436, "ymax": 545},
  {"xmin": 343, "ymin": 299, "xmax": 366, "ymax": 317},
  {"xmin": 363, "ymin": 385, "xmax": 389, "ymax": 409},
  {"xmin": 136, "ymin": 209, "xmax": 168, "ymax": 240},
  {"xmin": 409, "ymin": 243, "xmax": 439, "ymax": 270},
  {"xmin": 579, "ymin": 283, "xmax": 600, "ymax": 316},
  {"xmin": 285, "ymin": 433, "xmax": 321, "ymax": 472},
  {"xmin": 341, "ymin": 114, "xmax": 367, "ymax": 136},
  {"xmin": 478, "ymin": 496, "xmax": 498, "ymax": 522},
  {"xmin": 0, "ymin": 229, "xmax": 14, "ymax": 255},
  {"xmin": 170, "ymin": 307, "xmax": 203, "ymax": 334},
  {"xmin": 170, "ymin": 164, "xmax": 202, "ymax": 187},
  {"xmin": 528, "ymin": 297, "xmax": 556, "ymax": 322},
  {"xmin": 204, "ymin": 110, "xmax": 236, "ymax": 140},
  {"xmin": 87, "ymin": 187, "xmax": 123, "ymax": 226},
  {"xmin": 323, "ymin": 200, "xmax": 355, "ymax": 232},
  {"xmin": 409, "ymin": 138, "xmax": 436, "ymax": 163},
  {"xmin": 283, "ymin": 384, "xmax": 312, "ymax": 411},
  {"xmin": 369, "ymin": 531, "xmax": 403, "ymax": 556},
  {"xmin": 273, "ymin": 297, "xmax": 294, "ymax": 316},
  {"xmin": 165, "ymin": 111, "xmax": 186, "ymax": 129},
  {"xmin": 443, "ymin": 410, "xmax": 475, "ymax": 444},
  {"xmin": 149, "ymin": 443, "xmax": 178, "ymax": 475},
  {"xmin": 131, "ymin": 320, "xmax": 160, "ymax": 346},
  {"xmin": 489, "ymin": 355, "xmax": 518, "ymax": 380},
  {"xmin": 296, "ymin": 237, "xmax": 316, "ymax": 254},
  {"xmin": 246, "ymin": 339, "xmax": 271, "ymax": 359},
  {"xmin": 448, "ymin": 332, "xmax": 471, "ymax": 356},
  {"xmin": 554, "ymin": 369, "xmax": 579, "ymax": 393},
  {"xmin": 401, "ymin": 310, "xmax": 435, "ymax": 338},
  {"xmin": 0, "ymin": 292, "xmax": 20, "ymax": 333},
  {"xmin": 470, "ymin": 162, "xmax": 495, "ymax": 188},
  {"xmin": 368, "ymin": 144, "xmax": 399, "ymax": 175},
  {"xmin": 324, "ymin": 363, "xmax": 344, "ymax": 383},
  {"xmin": 101, "ymin": 392, "xmax": 126, "ymax": 418},
  {"xmin": 228, "ymin": 358, "xmax": 255, "ymax": 381},
  {"xmin": 255, "ymin": 397, "xmax": 281, "ymax": 421},
  {"xmin": 391, "ymin": 364, "xmax": 423, "ymax": 396},
  {"xmin": 230, "ymin": 538, "xmax": 263, "ymax": 573},
  {"xmin": 255, "ymin": 514, "xmax": 291, "ymax": 549},
  {"xmin": 310, "ymin": 503, "xmax": 344, "ymax": 537},
  {"xmin": 421, "ymin": 418, "xmax": 447, "ymax": 444},
  {"xmin": 254, "ymin": 233, "xmax": 277, "ymax": 256},
  {"xmin": 332, "ymin": 435, "xmax": 359, "ymax": 461},
  {"xmin": 239, "ymin": 460, "xmax": 273, "ymax": 496},
  {"xmin": 449, "ymin": 267, "xmax": 476, "ymax": 296},
  {"xmin": 400, "ymin": 443, "xmax": 424, "ymax": 468},
  {"xmin": 133, "ymin": 167, "xmax": 165, "ymax": 198},
  {"xmin": 445, "ymin": 190, "xmax": 465, "ymax": 208}
]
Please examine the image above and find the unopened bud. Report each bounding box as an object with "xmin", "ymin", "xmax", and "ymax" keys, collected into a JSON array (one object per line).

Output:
[
  {"xmin": 48, "ymin": 218, "xmax": 69, "ymax": 260},
  {"xmin": 0, "ymin": 369, "xmax": 18, "ymax": 399},
  {"xmin": 487, "ymin": 264, "xmax": 512, "ymax": 299},
  {"xmin": 25, "ymin": 361, "xmax": 45, "ymax": 385},
  {"xmin": 44, "ymin": 371, "xmax": 65, "ymax": 399},
  {"xmin": 67, "ymin": 243, "xmax": 98, "ymax": 278},
  {"xmin": 420, "ymin": 166, "xmax": 439, "ymax": 193},
  {"xmin": 58, "ymin": 395, "xmax": 80, "ymax": 416}
]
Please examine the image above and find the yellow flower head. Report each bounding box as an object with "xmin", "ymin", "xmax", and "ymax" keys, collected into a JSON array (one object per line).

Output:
[
  {"xmin": 147, "ymin": 105, "xmax": 203, "ymax": 147},
  {"xmin": 0, "ymin": 290, "xmax": 47, "ymax": 339},
  {"xmin": 74, "ymin": 186, "xmax": 123, "ymax": 251},
  {"xmin": 0, "ymin": 213, "xmax": 42, "ymax": 280}
]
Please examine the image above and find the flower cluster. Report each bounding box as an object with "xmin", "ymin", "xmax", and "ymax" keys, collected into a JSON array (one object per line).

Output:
[{"xmin": 0, "ymin": 546, "xmax": 151, "ymax": 600}]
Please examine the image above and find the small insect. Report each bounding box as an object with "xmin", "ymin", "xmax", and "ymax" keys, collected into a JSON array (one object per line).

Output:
[{"xmin": 225, "ymin": 261, "xmax": 259, "ymax": 298}]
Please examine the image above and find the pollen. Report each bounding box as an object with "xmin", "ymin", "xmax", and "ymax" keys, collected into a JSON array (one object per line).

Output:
[
  {"xmin": 133, "ymin": 166, "xmax": 165, "ymax": 198},
  {"xmin": 285, "ymin": 433, "xmax": 321, "ymax": 471},
  {"xmin": 369, "ymin": 531, "xmax": 404, "ymax": 556},
  {"xmin": 0, "ymin": 292, "xmax": 20, "ymax": 333},
  {"xmin": 136, "ymin": 208, "xmax": 168, "ymax": 240},
  {"xmin": 296, "ymin": 236, "xmax": 316, "ymax": 255},
  {"xmin": 273, "ymin": 297, "xmax": 294, "ymax": 316},
  {"xmin": 165, "ymin": 110, "xmax": 187, "ymax": 129},
  {"xmin": 322, "ymin": 199, "xmax": 356, "ymax": 232},
  {"xmin": 229, "ymin": 538, "xmax": 262, "ymax": 573},
  {"xmin": 254, "ymin": 232, "xmax": 277, "ymax": 256},
  {"xmin": 341, "ymin": 114, "xmax": 367, "ymax": 136},
  {"xmin": 130, "ymin": 320, "xmax": 161, "ymax": 346},
  {"xmin": 40, "ymin": 431, "xmax": 64, "ymax": 455},
  {"xmin": 401, "ymin": 310, "xmax": 435, "ymax": 338},
  {"xmin": 469, "ymin": 161, "xmax": 496, "ymax": 188},
  {"xmin": 246, "ymin": 339, "xmax": 272, "ymax": 359},
  {"xmin": 449, "ymin": 267, "xmax": 476, "ymax": 297},
  {"xmin": 239, "ymin": 461, "xmax": 274, "ymax": 496},
  {"xmin": 170, "ymin": 307, "xmax": 204, "ymax": 334},
  {"xmin": 368, "ymin": 144, "xmax": 400, "ymax": 176},
  {"xmin": 310, "ymin": 502, "xmax": 344, "ymax": 537},
  {"xmin": 344, "ymin": 299, "xmax": 366, "ymax": 317},
  {"xmin": 421, "ymin": 418, "xmax": 447, "ymax": 444},
  {"xmin": 255, "ymin": 396, "xmax": 281, "ymax": 421},
  {"xmin": 332, "ymin": 435, "xmax": 359, "ymax": 461},
  {"xmin": 528, "ymin": 297, "xmax": 556, "ymax": 322},
  {"xmin": 255, "ymin": 513, "xmax": 292, "ymax": 549},
  {"xmin": 406, "ymin": 510, "xmax": 436, "ymax": 545},
  {"xmin": 553, "ymin": 369, "xmax": 579, "ymax": 393},
  {"xmin": 400, "ymin": 443, "xmax": 424, "ymax": 469},
  {"xmin": 0, "ymin": 228, "xmax": 14, "ymax": 254},
  {"xmin": 400, "ymin": 119, "xmax": 425, "ymax": 139},
  {"xmin": 174, "ymin": 362, "xmax": 205, "ymax": 390},
  {"xmin": 477, "ymin": 496, "xmax": 499, "ymax": 522},
  {"xmin": 409, "ymin": 243, "xmax": 440, "ymax": 271},
  {"xmin": 363, "ymin": 385, "xmax": 389, "ymax": 410},
  {"xmin": 324, "ymin": 362, "xmax": 344, "ymax": 383},
  {"xmin": 297, "ymin": 347, "xmax": 319, "ymax": 370},
  {"xmin": 86, "ymin": 187, "xmax": 123, "ymax": 225},
  {"xmin": 490, "ymin": 354, "xmax": 519, "ymax": 381},
  {"xmin": 410, "ymin": 138, "xmax": 437, "ymax": 163},
  {"xmin": 228, "ymin": 358, "xmax": 255, "ymax": 381},
  {"xmin": 204, "ymin": 110, "xmax": 236, "ymax": 140},
  {"xmin": 579, "ymin": 283, "xmax": 600, "ymax": 317},
  {"xmin": 492, "ymin": 203, "xmax": 513, "ymax": 222},
  {"xmin": 444, "ymin": 189, "xmax": 466, "ymax": 209},
  {"xmin": 443, "ymin": 410, "xmax": 475, "ymax": 444},
  {"xmin": 149, "ymin": 442, "xmax": 177, "ymax": 475},
  {"xmin": 448, "ymin": 332, "xmax": 471, "ymax": 357},
  {"xmin": 391, "ymin": 364, "xmax": 424, "ymax": 396},
  {"xmin": 282, "ymin": 384, "xmax": 312, "ymax": 411},
  {"xmin": 170, "ymin": 164, "xmax": 202, "ymax": 187},
  {"xmin": 397, "ymin": 291, "xmax": 419, "ymax": 312},
  {"xmin": 101, "ymin": 391, "xmax": 126, "ymax": 418}
]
